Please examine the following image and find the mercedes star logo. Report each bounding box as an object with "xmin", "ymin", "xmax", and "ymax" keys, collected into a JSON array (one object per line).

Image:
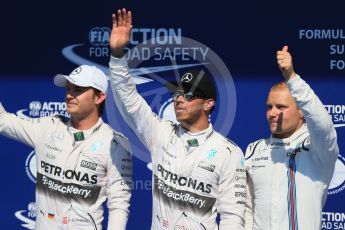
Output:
[
  {"xmin": 71, "ymin": 67, "xmax": 82, "ymax": 75},
  {"xmin": 181, "ymin": 73, "xmax": 193, "ymax": 83}
]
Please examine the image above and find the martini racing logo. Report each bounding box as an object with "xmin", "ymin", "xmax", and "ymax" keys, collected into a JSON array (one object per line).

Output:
[
  {"xmin": 325, "ymin": 104, "xmax": 345, "ymax": 128},
  {"xmin": 328, "ymin": 153, "xmax": 345, "ymax": 195},
  {"xmin": 14, "ymin": 202, "xmax": 36, "ymax": 229},
  {"xmin": 17, "ymin": 101, "xmax": 69, "ymax": 119}
]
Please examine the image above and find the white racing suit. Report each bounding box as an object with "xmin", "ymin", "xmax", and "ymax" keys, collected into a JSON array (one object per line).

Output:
[
  {"xmin": 109, "ymin": 56, "xmax": 246, "ymax": 230},
  {"xmin": 0, "ymin": 104, "xmax": 132, "ymax": 230},
  {"xmin": 244, "ymin": 76, "xmax": 339, "ymax": 230}
]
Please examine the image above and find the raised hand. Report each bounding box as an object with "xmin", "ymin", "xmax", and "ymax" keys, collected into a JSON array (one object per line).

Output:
[
  {"xmin": 276, "ymin": 45, "xmax": 297, "ymax": 81},
  {"xmin": 110, "ymin": 8, "xmax": 133, "ymax": 57}
]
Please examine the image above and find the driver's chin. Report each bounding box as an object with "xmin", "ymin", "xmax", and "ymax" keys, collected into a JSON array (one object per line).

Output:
[
  {"xmin": 175, "ymin": 115, "xmax": 184, "ymax": 122},
  {"xmin": 67, "ymin": 107, "xmax": 80, "ymax": 117},
  {"xmin": 271, "ymin": 127, "xmax": 281, "ymax": 135}
]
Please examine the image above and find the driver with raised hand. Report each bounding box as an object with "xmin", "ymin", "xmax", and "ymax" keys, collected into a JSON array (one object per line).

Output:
[
  {"xmin": 244, "ymin": 46, "xmax": 339, "ymax": 230},
  {"xmin": 108, "ymin": 8, "xmax": 246, "ymax": 230}
]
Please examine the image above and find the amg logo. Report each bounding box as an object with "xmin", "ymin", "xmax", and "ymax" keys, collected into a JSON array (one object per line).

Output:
[
  {"xmin": 80, "ymin": 160, "xmax": 97, "ymax": 171},
  {"xmin": 198, "ymin": 161, "xmax": 215, "ymax": 172}
]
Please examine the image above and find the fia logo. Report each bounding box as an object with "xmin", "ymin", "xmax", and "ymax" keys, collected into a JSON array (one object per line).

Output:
[
  {"xmin": 14, "ymin": 202, "xmax": 36, "ymax": 229},
  {"xmin": 89, "ymin": 27, "xmax": 111, "ymax": 46}
]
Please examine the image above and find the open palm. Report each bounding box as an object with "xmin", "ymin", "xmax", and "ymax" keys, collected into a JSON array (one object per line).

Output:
[{"xmin": 110, "ymin": 9, "xmax": 132, "ymax": 53}]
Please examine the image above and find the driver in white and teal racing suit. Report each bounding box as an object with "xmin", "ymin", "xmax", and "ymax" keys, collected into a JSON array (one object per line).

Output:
[
  {"xmin": 108, "ymin": 8, "xmax": 246, "ymax": 230},
  {"xmin": 0, "ymin": 65, "xmax": 132, "ymax": 230}
]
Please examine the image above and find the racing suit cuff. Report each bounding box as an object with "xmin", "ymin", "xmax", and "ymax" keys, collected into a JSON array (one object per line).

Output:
[
  {"xmin": 107, "ymin": 209, "xmax": 128, "ymax": 230},
  {"xmin": 219, "ymin": 213, "xmax": 244, "ymax": 230},
  {"xmin": 109, "ymin": 55, "xmax": 129, "ymax": 71},
  {"xmin": 286, "ymin": 74, "xmax": 301, "ymax": 85}
]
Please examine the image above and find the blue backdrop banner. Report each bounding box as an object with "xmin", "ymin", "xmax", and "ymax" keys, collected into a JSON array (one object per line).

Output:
[{"xmin": 0, "ymin": 1, "xmax": 344, "ymax": 229}]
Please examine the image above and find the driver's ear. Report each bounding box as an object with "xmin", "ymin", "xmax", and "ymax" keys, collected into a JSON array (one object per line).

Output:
[
  {"xmin": 203, "ymin": 99, "xmax": 215, "ymax": 111},
  {"xmin": 298, "ymin": 109, "xmax": 304, "ymax": 120},
  {"xmin": 95, "ymin": 92, "xmax": 106, "ymax": 105}
]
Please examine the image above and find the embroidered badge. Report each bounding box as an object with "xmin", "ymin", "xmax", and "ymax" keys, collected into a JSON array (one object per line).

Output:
[
  {"xmin": 73, "ymin": 132, "xmax": 85, "ymax": 141},
  {"xmin": 187, "ymin": 139, "xmax": 199, "ymax": 147}
]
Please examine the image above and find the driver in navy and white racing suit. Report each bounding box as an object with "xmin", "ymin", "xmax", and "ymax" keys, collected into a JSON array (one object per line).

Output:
[
  {"xmin": 244, "ymin": 46, "xmax": 339, "ymax": 230},
  {"xmin": 0, "ymin": 65, "xmax": 132, "ymax": 229},
  {"xmin": 108, "ymin": 9, "xmax": 246, "ymax": 230}
]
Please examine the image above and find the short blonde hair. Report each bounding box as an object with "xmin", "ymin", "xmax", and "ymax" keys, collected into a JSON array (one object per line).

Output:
[
  {"xmin": 268, "ymin": 81, "xmax": 302, "ymax": 112},
  {"xmin": 270, "ymin": 81, "xmax": 288, "ymax": 92}
]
